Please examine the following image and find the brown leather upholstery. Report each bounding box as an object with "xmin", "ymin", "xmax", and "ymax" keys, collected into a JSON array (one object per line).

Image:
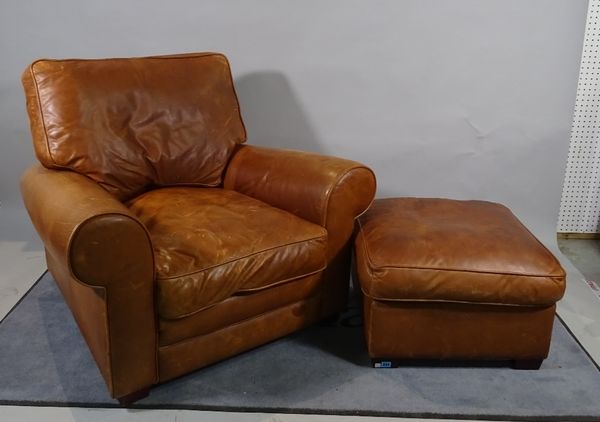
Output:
[
  {"xmin": 22, "ymin": 53, "xmax": 246, "ymax": 201},
  {"xmin": 355, "ymin": 198, "xmax": 566, "ymax": 363},
  {"xmin": 21, "ymin": 165, "xmax": 157, "ymax": 398},
  {"xmin": 128, "ymin": 187, "xmax": 327, "ymax": 319},
  {"xmin": 159, "ymin": 273, "xmax": 322, "ymax": 346},
  {"xmin": 20, "ymin": 52, "xmax": 376, "ymax": 402},
  {"xmin": 224, "ymin": 144, "xmax": 376, "ymax": 316},
  {"xmin": 364, "ymin": 299, "xmax": 556, "ymax": 360},
  {"xmin": 356, "ymin": 198, "xmax": 565, "ymax": 305}
]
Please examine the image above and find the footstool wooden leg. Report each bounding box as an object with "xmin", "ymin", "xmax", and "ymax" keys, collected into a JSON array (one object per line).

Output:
[
  {"xmin": 371, "ymin": 358, "xmax": 399, "ymax": 368},
  {"xmin": 511, "ymin": 359, "xmax": 543, "ymax": 370},
  {"xmin": 117, "ymin": 387, "xmax": 150, "ymax": 406}
]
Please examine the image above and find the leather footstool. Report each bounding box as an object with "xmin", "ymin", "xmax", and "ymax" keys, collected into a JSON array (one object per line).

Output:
[{"xmin": 354, "ymin": 198, "xmax": 566, "ymax": 369}]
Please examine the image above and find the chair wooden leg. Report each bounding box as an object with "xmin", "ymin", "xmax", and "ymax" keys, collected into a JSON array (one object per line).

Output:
[
  {"xmin": 117, "ymin": 387, "xmax": 150, "ymax": 406},
  {"xmin": 512, "ymin": 359, "xmax": 543, "ymax": 370}
]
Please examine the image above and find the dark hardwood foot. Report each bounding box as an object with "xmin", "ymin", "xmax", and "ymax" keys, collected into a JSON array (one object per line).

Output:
[
  {"xmin": 117, "ymin": 387, "xmax": 150, "ymax": 406},
  {"xmin": 512, "ymin": 359, "xmax": 543, "ymax": 370},
  {"xmin": 371, "ymin": 358, "xmax": 399, "ymax": 368}
]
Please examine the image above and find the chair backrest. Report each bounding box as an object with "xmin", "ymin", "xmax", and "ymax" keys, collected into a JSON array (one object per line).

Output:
[{"xmin": 22, "ymin": 52, "xmax": 247, "ymax": 201}]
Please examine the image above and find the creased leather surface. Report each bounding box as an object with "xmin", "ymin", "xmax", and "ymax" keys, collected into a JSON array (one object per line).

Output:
[
  {"xmin": 22, "ymin": 52, "xmax": 246, "ymax": 201},
  {"xmin": 159, "ymin": 273, "xmax": 322, "ymax": 346},
  {"xmin": 356, "ymin": 198, "xmax": 566, "ymax": 306},
  {"xmin": 364, "ymin": 297, "xmax": 555, "ymax": 360},
  {"xmin": 128, "ymin": 187, "xmax": 327, "ymax": 319},
  {"xmin": 158, "ymin": 295, "xmax": 321, "ymax": 382},
  {"xmin": 224, "ymin": 145, "xmax": 376, "ymax": 232},
  {"xmin": 20, "ymin": 165, "xmax": 157, "ymax": 399},
  {"xmin": 224, "ymin": 145, "xmax": 376, "ymax": 317}
]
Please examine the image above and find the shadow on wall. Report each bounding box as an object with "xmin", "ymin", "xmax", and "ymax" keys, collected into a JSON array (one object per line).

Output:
[{"xmin": 234, "ymin": 72, "xmax": 325, "ymax": 154}]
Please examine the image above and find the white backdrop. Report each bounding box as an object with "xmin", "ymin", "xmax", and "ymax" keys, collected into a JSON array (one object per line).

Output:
[{"xmin": 0, "ymin": 0, "xmax": 588, "ymax": 242}]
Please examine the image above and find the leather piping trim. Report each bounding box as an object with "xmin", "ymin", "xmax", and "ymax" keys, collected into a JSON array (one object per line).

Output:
[
  {"xmin": 319, "ymin": 165, "xmax": 377, "ymax": 227},
  {"xmin": 65, "ymin": 212, "xmax": 159, "ymax": 391},
  {"xmin": 361, "ymin": 288, "xmax": 554, "ymax": 308},
  {"xmin": 29, "ymin": 52, "xmax": 246, "ymax": 184},
  {"xmin": 160, "ymin": 267, "xmax": 325, "ymax": 321},
  {"xmin": 158, "ymin": 295, "xmax": 319, "ymax": 350},
  {"xmin": 355, "ymin": 235, "xmax": 562, "ymax": 307},
  {"xmin": 236, "ymin": 267, "xmax": 324, "ymax": 293},
  {"xmin": 509, "ymin": 206, "xmax": 567, "ymax": 278},
  {"xmin": 156, "ymin": 234, "xmax": 326, "ymax": 280},
  {"xmin": 355, "ymin": 227, "xmax": 565, "ymax": 279},
  {"xmin": 28, "ymin": 65, "xmax": 56, "ymax": 166}
]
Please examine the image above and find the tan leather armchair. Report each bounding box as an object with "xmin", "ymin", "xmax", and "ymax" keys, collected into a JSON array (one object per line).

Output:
[{"xmin": 19, "ymin": 53, "xmax": 376, "ymax": 404}]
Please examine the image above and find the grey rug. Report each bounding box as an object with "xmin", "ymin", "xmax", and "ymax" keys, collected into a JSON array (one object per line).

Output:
[{"xmin": 1, "ymin": 272, "xmax": 599, "ymax": 421}]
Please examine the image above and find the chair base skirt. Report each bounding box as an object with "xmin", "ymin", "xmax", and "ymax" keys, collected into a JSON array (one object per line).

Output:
[
  {"xmin": 363, "ymin": 296, "xmax": 556, "ymax": 365},
  {"xmin": 158, "ymin": 295, "xmax": 322, "ymax": 382}
]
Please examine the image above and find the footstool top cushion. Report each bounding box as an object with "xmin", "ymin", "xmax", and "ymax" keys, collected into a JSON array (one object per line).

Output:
[{"xmin": 355, "ymin": 198, "xmax": 566, "ymax": 306}]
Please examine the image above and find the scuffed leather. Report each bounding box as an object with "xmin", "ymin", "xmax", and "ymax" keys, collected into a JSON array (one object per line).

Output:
[
  {"xmin": 159, "ymin": 273, "xmax": 322, "ymax": 346},
  {"xmin": 158, "ymin": 295, "xmax": 321, "ymax": 382},
  {"xmin": 22, "ymin": 53, "xmax": 246, "ymax": 201},
  {"xmin": 20, "ymin": 52, "xmax": 379, "ymax": 401},
  {"xmin": 20, "ymin": 165, "xmax": 157, "ymax": 398},
  {"xmin": 224, "ymin": 145, "xmax": 376, "ymax": 317},
  {"xmin": 224, "ymin": 145, "xmax": 376, "ymax": 239},
  {"xmin": 364, "ymin": 297, "xmax": 555, "ymax": 360},
  {"xmin": 356, "ymin": 198, "xmax": 566, "ymax": 306},
  {"xmin": 128, "ymin": 187, "xmax": 327, "ymax": 319}
]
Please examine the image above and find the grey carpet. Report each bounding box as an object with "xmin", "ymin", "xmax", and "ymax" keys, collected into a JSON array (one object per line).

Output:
[{"xmin": 1, "ymin": 272, "xmax": 599, "ymax": 421}]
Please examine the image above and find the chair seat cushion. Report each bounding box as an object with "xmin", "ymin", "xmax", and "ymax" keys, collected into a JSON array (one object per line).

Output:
[
  {"xmin": 129, "ymin": 187, "xmax": 327, "ymax": 319},
  {"xmin": 355, "ymin": 198, "xmax": 566, "ymax": 306}
]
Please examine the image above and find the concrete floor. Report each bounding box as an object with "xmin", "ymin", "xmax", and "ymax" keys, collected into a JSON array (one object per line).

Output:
[{"xmin": 558, "ymin": 238, "xmax": 600, "ymax": 284}]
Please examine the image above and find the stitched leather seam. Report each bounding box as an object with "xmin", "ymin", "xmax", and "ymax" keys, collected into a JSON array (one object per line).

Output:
[
  {"xmin": 320, "ymin": 165, "xmax": 376, "ymax": 227},
  {"xmin": 32, "ymin": 52, "xmax": 222, "ymax": 64},
  {"xmin": 161, "ymin": 269, "xmax": 325, "ymax": 321},
  {"xmin": 356, "ymin": 201, "xmax": 565, "ymax": 279},
  {"xmin": 235, "ymin": 267, "xmax": 325, "ymax": 293},
  {"xmin": 360, "ymin": 289, "xmax": 554, "ymax": 308},
  {"xmin": 158, "ymin": 295, "xmax": 319, "ymax": 351},
  {"xmin": 355, "ymin": 232, "xmax": 565, "ymax": 279},
  {"xmin": 368, "ymin": 260, "xmax": 565, "ymax": 279},
  {"xmin": 219, "ymin": 54, "xmax": 248, "ymax": 144},
  {"xmin": 29, "ymin": 52, "xmax": 245, "ymax": 189},
  {"xmin": 355, "ymin": 235, "xmax": 561, "ymax": 307},
  {"xmin": 155, "ymin": 234, "xmax": 327, "ymax": 280},
  {"xmin": 29, "ymin": 64, "xmax": 57, "ymax": 166}
]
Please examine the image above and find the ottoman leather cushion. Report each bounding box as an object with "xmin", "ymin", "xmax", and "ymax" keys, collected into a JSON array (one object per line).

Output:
[{"xmin": 355, "ymin": 198, "xmax": 566, "ymax": 306}]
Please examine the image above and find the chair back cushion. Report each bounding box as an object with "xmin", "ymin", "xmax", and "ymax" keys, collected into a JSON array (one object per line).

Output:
[{"xmin": 22, "ymin": 53, "xmax": 246, "ymax": 201}]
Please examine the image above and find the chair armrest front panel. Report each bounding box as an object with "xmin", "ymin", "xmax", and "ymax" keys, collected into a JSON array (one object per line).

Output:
[{"xmin": 20, "ymin": 165, "xmax": 158, "ymax": 399}]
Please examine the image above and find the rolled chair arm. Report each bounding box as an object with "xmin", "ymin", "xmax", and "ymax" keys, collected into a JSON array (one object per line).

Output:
[
  {"xmin": 21, "ymin": 165, "xmax": 154, "ymax": 286},
  {"xmin": 224, "ymin": 145, "xmax": 376, "ymax": 317},
  {"xmin": 224, "ymin": 145, "xmax": 377, "ymax": 256},
  {"xmin": 20, "ymin": 164, "xmax": 157, "ymax": 400}
]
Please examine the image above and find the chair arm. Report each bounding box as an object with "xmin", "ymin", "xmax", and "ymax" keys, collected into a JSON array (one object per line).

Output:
[
  {"xmin": 20, "ymin": 165, "xmax": 154, "ymax": 287},
  {"xmin": 20, "ymin": 165, "xmax": 157, "ymax": 399},
  {"xmin": 224, "ymin": 145, "xmax": 377, "ymax": 258}
]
